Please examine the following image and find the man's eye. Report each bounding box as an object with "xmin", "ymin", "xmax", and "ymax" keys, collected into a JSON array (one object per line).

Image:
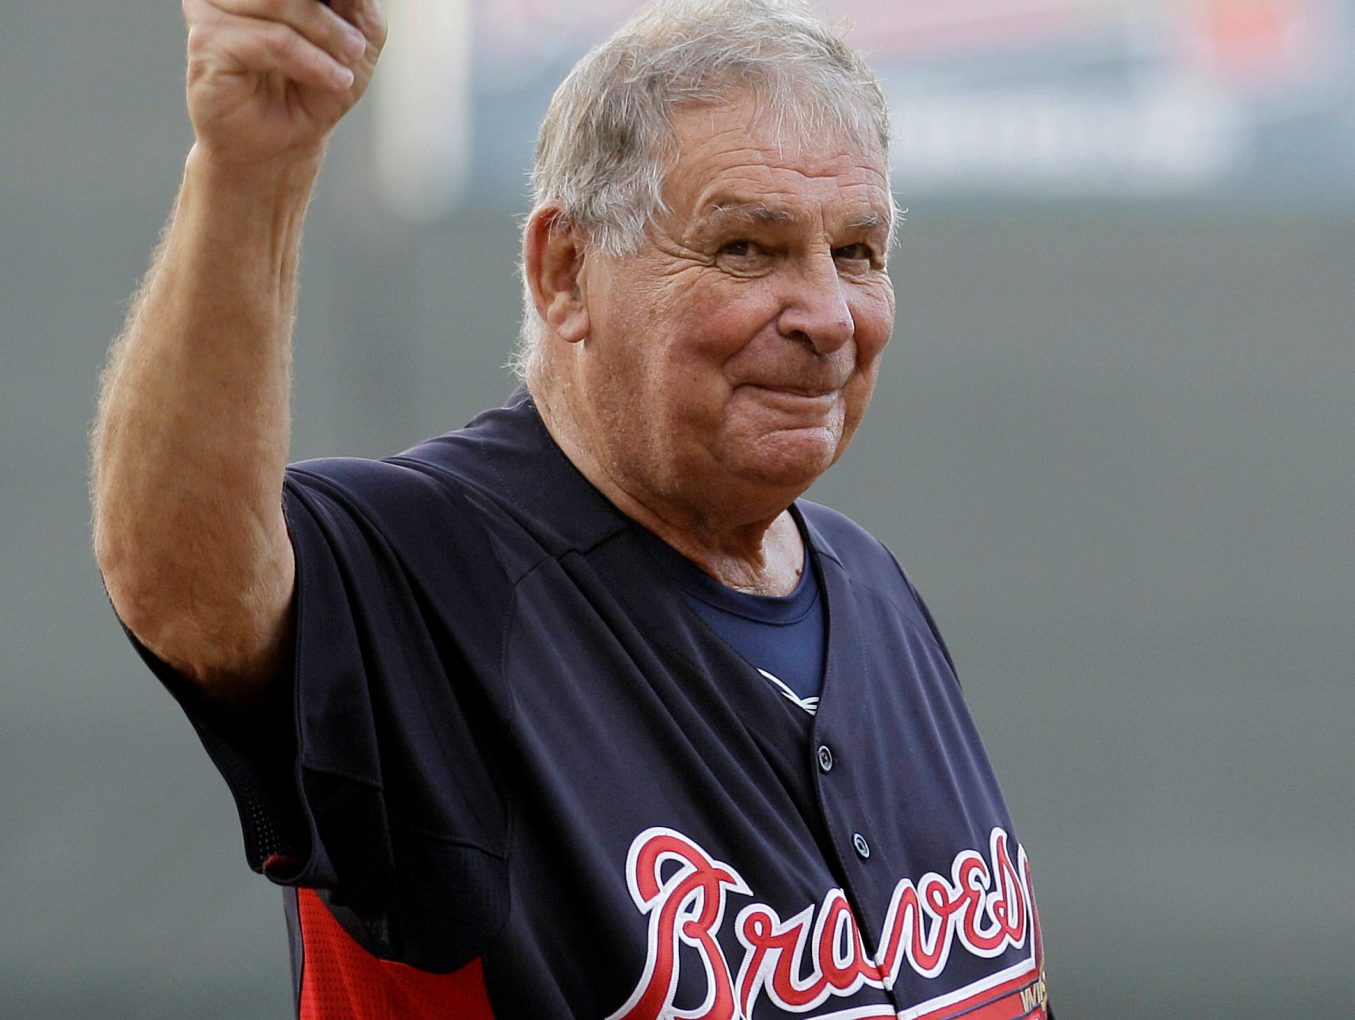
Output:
[
  {"xmin": 834, "ymin": 243, "xmax": 874, "ymax": 263},
  {"xmin": 719, "ymin": 240, "xmax": 756, "ymax": 258}
]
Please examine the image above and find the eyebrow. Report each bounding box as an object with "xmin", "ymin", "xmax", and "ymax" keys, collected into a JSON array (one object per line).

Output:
[
  {"xmin": 698, "ymin": 199, "xmax": 891, "ymax": 235},
  {"xmin": 702, "ymin": 201, "xmax": 798, "ymax": 228},
  {"xmin": 845, "ymin": 210, "xmax": 891, "ymax": 235}
]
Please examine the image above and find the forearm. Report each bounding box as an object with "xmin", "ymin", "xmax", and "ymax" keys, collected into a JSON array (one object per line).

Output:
[{"xmin": 93, "ymin": 146, "xmax": 319, "ymax": 689}]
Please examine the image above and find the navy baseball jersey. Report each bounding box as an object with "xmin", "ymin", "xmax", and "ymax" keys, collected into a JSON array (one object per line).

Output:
[{"xmin": 139, "ymin": 388, "xmax": 1051, "ymax": 1019}]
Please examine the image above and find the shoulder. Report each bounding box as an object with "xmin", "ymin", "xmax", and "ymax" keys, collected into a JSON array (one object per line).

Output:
[
  {"xmin": 796, "ymin": 500, "xmax": 908, "ymax": 596},
  {"xmin": 797, "ymin": 499, "xmax": 958, "ymax": 673},
  {"xmin": 284, "ymin": 448, "xmax": 489, "ymax": 543},
  {"xmin": 282, "ymin": 393, "xmax": 622, "ymax": 582},
  {"xmin": 283, "ymin": 392, "xmax": 530, "ymax": 526}
]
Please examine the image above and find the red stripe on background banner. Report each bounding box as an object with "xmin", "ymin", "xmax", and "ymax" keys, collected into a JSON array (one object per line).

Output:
[{"xmin": 296, "ymin": 888, "xmax": 496, "ymax": 1019}]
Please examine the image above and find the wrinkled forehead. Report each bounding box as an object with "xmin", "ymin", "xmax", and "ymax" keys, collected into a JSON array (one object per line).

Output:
[
  {"xmin": 661, "ymin": 96, "xmax": 893, "ymax": 229},
  {"xmin": 668, "ymin": 86, "xmax": 887, "ymax": 172}
]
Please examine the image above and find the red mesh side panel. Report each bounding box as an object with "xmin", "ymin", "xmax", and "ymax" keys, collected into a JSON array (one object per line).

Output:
[{"xmin": 296, "ymin": 888, "xmax": 496, "ymax": 1020}]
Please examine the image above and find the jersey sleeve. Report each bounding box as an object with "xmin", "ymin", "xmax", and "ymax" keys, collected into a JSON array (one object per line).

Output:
[{"xmin": 138, "ymin": 457, "xmax": 516, "ymax": 971}]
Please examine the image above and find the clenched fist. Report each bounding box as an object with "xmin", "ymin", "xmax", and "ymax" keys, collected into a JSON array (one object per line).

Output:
[{"xmin": 183, "ymin": 0, "xmax": 386, "ymax": 169}]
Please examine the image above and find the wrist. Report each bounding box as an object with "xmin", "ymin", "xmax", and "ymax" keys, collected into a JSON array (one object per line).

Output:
[
  {"xmin": 178, "ymin": 144, "xmax": 324, "ymax": 263},
  {"xmin": 184, "ymin": 143, "xmax": 325, "ymax": 210}
]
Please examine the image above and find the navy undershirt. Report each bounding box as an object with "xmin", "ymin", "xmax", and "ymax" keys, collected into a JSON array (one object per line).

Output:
[{"xmin": 633, "ymin": 522, "xmax": 826, "ymax": 714}]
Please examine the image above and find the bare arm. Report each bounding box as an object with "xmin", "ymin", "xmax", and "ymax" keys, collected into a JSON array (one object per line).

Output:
[{"xmin": 91, "ymin": 0, "xmax": 386, "ymax": 698}]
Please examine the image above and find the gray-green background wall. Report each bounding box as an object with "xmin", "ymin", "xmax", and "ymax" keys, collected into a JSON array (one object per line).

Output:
[{"xmin": 3, "ymin": 5, "xmax": 1352, "ymax": 1017}]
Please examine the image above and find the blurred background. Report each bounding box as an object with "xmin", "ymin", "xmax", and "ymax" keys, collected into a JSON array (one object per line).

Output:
[{"xmin": 3, "ymin": 0, "xmax": 1352, "ymax": 1016}]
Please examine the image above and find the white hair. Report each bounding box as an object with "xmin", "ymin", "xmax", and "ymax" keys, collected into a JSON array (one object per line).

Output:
[{"xmin": 512, "ymin": 0, "xmax": 895, "ymax": 380}]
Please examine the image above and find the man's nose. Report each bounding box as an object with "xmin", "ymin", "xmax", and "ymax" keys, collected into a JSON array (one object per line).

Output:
[{"xmin": 776, "ymin": 253, "xmax": 854, "ymax": 354}]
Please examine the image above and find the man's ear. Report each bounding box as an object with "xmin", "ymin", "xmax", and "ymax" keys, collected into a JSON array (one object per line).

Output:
[{"xmin": 523, "ymin": 204, "xmax": 590, "ymax": 343}]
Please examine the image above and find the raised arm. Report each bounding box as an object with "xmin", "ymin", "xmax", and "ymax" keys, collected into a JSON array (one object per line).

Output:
[{"xmin": 91, "ymin": 0, "xmax": 386, "ymax": 698}]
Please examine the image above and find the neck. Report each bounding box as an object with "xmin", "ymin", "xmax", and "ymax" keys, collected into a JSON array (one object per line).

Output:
[
  {"xmin": 529, "ymin": 375, "xmax": 805, "ymax": 596},
  {"xmin": 642, "ymin": 508, "xmax": 805, "ymax": 597}
]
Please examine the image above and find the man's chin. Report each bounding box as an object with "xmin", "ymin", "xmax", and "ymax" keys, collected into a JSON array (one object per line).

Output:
[{"xmin": 724, "ymin": 427, "xmax": 844, "ymax": 492}]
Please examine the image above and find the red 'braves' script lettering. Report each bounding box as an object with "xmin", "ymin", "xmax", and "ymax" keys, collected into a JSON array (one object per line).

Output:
[
  {"xmin": 608, "ymin": 827, "xmax": 1033, "ymax": 1020},
  {"xmin": 609, "ymin": 828, "xmax": 750, "ymax": 1020}
]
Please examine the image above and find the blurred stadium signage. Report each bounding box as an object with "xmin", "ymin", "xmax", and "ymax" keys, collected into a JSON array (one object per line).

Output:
[{"xmin": 378, "ymin": 0, "xmax": 1355, "ymax": 214}]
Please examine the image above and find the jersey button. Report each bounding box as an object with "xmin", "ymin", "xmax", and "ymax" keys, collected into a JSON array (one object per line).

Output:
[
  {"xmin": 853, "ymin": 832, "xmax": 871, "ymax": 860},
  {"xmin": 817, "ymin": 745, "xmax": 834, "ymax": 773}
]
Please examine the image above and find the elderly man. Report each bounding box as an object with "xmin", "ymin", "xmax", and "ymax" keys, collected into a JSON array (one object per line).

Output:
[{"xmin": 92, "ymin": 0, "xmax": 1051, "ymax": 1016}]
